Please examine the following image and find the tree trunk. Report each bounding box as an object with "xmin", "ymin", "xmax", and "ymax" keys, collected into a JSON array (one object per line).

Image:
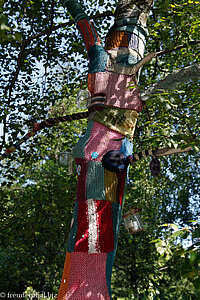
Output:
[{"xmin": 57, "ymin": 0, "xmax": 153, "ymax": 299}]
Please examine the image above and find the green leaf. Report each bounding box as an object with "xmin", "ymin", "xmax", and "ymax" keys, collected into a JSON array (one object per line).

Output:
[
  {"xmin": 193, "ymin": 277, "xmax": 200, "ymax": 292},
  {"xmin": 190, "ymin": 252, "xmax": 200, "ymax": 265},
  {"xmin": 171, "ymin": 230, "xmax": 185, "ymax": 238},
  {"xmin": 169, "ymin": 224, "xmax": 179, "ymax": 231},
  {"xmin": 181, "ymin": 264, "xmax": 198, "ymax": 280},
  {"xmin": 149, "ymin": 239, "xmax": 163, "ymax": 244}
]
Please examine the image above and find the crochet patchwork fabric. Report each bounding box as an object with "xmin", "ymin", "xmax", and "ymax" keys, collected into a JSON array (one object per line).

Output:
[
  {"xmin": 92, "ymin": 106, "xmax": 138, "ymax": 138},
  {"xmin": 87, "ymin": 72, "xmax": 142, "ymax": 111},
  {"xmin": 57, "ymin": 0, "xmax": 151, "ymax": 298}
]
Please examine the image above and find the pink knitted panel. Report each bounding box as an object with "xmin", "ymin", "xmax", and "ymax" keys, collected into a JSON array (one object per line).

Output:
[
  {"xmin": 88, "ymin": 72, "xmax": 142, "ymax": 111},
  {"xmin": 84, "ymin": 122, "xmax": 124, "ymax": 162},
  {"xmin": 66, "ymin": 252, "xmax": 110, "ymax": 299}
]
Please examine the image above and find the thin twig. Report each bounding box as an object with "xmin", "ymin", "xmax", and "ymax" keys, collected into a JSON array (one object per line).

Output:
[
  {"xmin": 156, "ymin": 40, "xmax": 200, "ymax": 57},
  {"xmin": 4, "ymin": 11, "xmax": 113, "ymax": 91}
]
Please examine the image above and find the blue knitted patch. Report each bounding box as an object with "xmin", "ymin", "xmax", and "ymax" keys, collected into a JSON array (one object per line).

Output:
[
  {"xmin": 86, "ymin": 161, "xmax": 105, "ymax": 200},
  {"xmin": 67, "ymin": 202, "xmax": 79, "ymax": 252},
  {"xmin": 112, "ymin": 203, "xmax": 122, "ymax": 249},
  {"xmin": 106, "ymin": 251, "xmax": 116, "ymax": 298},
  {"xmin": 73, "ymin": 120, "xmax": 94, "ymax": 159},
  {"xmin": 88, "ymin": 45, "xmax": 108, "ymax": 73}
]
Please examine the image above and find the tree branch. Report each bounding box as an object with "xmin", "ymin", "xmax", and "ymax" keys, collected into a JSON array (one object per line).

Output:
[
  {"xmin": 156, "ymin": 40, "xmax": 200, "ymax": 57},
  {"xmin": 141, "ymin": 63, "xmax": 200, "ymax": 101},
  {"xmin": 4, "ymin": 9, "xmax": 199, "ymax": 94},
  {"xmin": 0, "ymin": 10, "xmax": 113, "ymax": 150},
  {"xmin": 155, "ymin": 146, "xmax": 192, "ymax": 157}
]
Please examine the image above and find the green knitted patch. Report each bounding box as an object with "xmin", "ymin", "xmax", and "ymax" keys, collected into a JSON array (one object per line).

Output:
[
  {"xmin": 73, "ymin": 120, "xmax": 94, "ymax": 159},
  {"xmin": 86, "ymin": 161, "xmax": 105, "ymax": 200}
]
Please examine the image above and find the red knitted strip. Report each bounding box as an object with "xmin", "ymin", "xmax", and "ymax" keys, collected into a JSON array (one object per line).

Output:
[
  {"xmin": 77, "ymin": 20, "xmax": 102, "ymax": 51},
  {"xmin": 77, "ymin": 20, "xmax": 92, "ymax": 51},
  {"xmin": 74, "ymin": 200, "xmax": 89, "ymax": 252},
  {"xmin": 96, "ymin": 200, "xmax": 114, "ymax": 253}
]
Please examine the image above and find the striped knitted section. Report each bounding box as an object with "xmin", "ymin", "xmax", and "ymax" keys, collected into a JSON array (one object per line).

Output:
[
  {"xmin": 90, "ymin": 94, "xmax": 106, "ymax": 108},
  {"xmin": 77, "ymin": 20, "xmax": 102, "ymax": 51}
]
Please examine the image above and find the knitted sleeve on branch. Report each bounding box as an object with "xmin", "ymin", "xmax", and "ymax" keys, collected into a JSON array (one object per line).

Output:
[
  {"xmin": 62, "ymin": 0, "xmax": 102, "ymax": 52},
  {"xmin": 62, "ymin": 0, "xmax": 89, "ymax": 22},
  {"xmin": 77, "ymin": 20, "xmax": 102, "ymax": 52}
]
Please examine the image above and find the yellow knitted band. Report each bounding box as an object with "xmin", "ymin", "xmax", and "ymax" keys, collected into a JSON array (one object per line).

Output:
[{"xmin": 92, "ymin": 106, "xmax": 138, "ymax": 138}]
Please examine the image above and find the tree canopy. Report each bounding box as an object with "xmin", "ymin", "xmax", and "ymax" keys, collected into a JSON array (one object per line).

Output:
[{"xmin": 0, "ymin": 0, "xmax": 199, "ymax": 299}]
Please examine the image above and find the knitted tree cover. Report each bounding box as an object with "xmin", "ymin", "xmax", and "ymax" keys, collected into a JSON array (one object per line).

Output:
[{"xmin": 57, "ymin": 0, "xmax": 153, "ymax": 299}]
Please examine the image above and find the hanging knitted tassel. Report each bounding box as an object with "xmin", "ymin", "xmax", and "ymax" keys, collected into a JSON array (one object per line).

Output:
[{"xmin": 150, "ymin": 155, "xmax": 161, "ymax": 177}]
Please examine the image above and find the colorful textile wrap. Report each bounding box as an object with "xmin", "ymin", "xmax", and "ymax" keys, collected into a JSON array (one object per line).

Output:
[
  {"xmin": 92, "ymin": 106, "xmax": 138, "ymax": 138},
  {"xmin": 57, "ymin": 0, "xmax": 152, "ymax": 298},
  {"xmin": 105, "ymin": 29, "xmax": 146, "ymax": 55},
  {"xmin": 88, "ymin": 72, "xmax": 142, "ymax": 112},
  {"xmin": 114, "ymin": 0, "xmax": 154, "ymax": 26},
  {"xmin": 57, "ymin": 118, "xmax": 128, "ymax": 299},
  {"xmin": 77, "ymin": 20, "xmax": 102, "ymax": 51}
]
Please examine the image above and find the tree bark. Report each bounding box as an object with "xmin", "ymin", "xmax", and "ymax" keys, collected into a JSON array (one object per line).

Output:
[{"xmin": 141, "ymin": 63, "xmax": 200, "ymax": 101}]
